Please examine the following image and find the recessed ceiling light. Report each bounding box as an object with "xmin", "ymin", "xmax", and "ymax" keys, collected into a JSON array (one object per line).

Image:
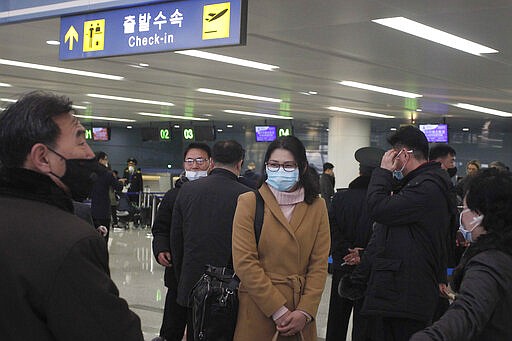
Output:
[
  {"xmin": 327, "ymin": 106, "xmax": 395, "ymax": 119},
  {"xmin": 197, "ymin": 88, "xmax": 282, "ymax": 103},
  {"xmin": 217, "ymin": 128, "xmax": 223, "ymax": 132},
  {"xmin": 137, "ymin": 112, "xmax": 209, "ymax": 121},
  {"xmin": 72, "ymin": 105, "xmax": 87, "ymax": 110},
  {"xmin": 175, "ymin": 50, "xmax": 279, "ymax": 71},
  {"xmin": 223, "ymin": 109, "xmax": 293, "ymax": 120},
  {"xmin": 88, "ymin": 94, "xmax": 174, "ymax": 106},
  {"xmin": 372, "ymin": 17, "xmax": 498, "ymax": 56},
  {"xmin": 390, "ymin": 127, "xmax": 397, "ymax": 131},
  {"xmin": 416, "ymin": 109, "xmax": 423, "ymax": 112},
  {"xmin": 326, "ymin": 128, "xmax": 329, "ymax": 132},
  {"xmin": 174, "ymin": 124, "xmax": 181, "ymax": 128},
  {"xmin": 0, "ymin": 59, "xmax": 124, "ymax": 80},
  {"xmin": 339, "ymin": 81, "xmax": 422, "ymax": 98},
  {"xmin": 453, "ymin": 103, "xmax": 512, "ymax": 117},
  {"xmin": 308, "ymin": 91, "xmax": 318, "ymax": 95},
  {"xmin": 299, "ymin": 92, "xmax": 311, "ymax": 96},
  {"xmin": 226, "ymin": 124, "xmax": 234, "ymax": 128},
  {"xmin": 74, "ymin": 114, "xmax": 136, "ymax": 122},
  {"xmin": 126, "ymin": 125, "xmax": 133, "ymax": 129},
  {"xmin": 139, "ymin": 63, "xmax": 149, "ymax": 67},
  {"xmin": 462, "ymin": 127, "xmax": 470, "ymax": 132},
  {"xmin": 0, "ymin": 98, "xmax": 16, "ymax": 103},
  {"xmin": 46, "ymin": 40, "xmax": 60, "ymax": 46},
  {"xmin": 0, "ymin": 82, "xmax": 12, "ymax": 87}
]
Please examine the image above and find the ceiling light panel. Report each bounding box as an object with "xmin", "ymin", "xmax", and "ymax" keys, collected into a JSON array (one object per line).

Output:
[
  {"xmin": 0, "ymin": 59, "xmax": 124, "ymax": 80},
  {"xmin": 175, "ymin": 50, "xmax": 279, "ymax": 71},
  {"xmin": 74, "ymin": 114, "xmax": 136, "ymax": 122},
  {"xmin": 88, "ymin": 94, "xmax": 174, "ymax": 106},
  {"xmin": 197, "ymin": 88, "xmax": 282, "ymax": 103},
  {"xmin": 372, "ymin": 17, "xmax": 498, "ymax": 56},
  {"xmin": 223, "ymin": 109, "xmax": 293, "ymax": 120},
  {"xmin": 340, "ymin": 81, "xmax": 422, "ymax": 98},
  {"xmin": 327, "ymin": 106, "xmax": 395, "ymax": 119},
  {"xmin": 0, "ymin": 82, "xmax": 12, "ymax": 87},
  {"xmin": 453, "ymin": 103, "xmax": 512, "ymax": 117},
  {"xmin": 137, "ymin": 112, "xmax": 209, "ymax": 121}
]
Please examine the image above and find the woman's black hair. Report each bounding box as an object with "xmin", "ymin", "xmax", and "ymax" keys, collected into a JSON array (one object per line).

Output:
[
  {"xmin": 465, "ymin": 168, "xmax": 512, "ymax": 255},
  {"xmin": 259, "ymin": 136, "xmax": 320, "ymax": 204}
]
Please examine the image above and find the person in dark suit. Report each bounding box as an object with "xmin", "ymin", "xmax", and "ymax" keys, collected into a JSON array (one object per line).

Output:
[
  {"xmin": 90, "ymin": 151, "xmax": 124, "ymax": 241},
  {"xmin": 0, "ymin": 91, "xmax": 142, "ymax": 340},
  {"xmin": 123, "ymin": 157, "xmax": 143, "ymax": 205},
  {"xmin": 170, "ymin": 140, "xmax": 251, "ymax": 341},
  {"xmin": 326, "ymin": 147, "xmax": 384, "ymax": 341},
  {"xmin": 151, "ymin": 142, "xmax": 211, "ymax": 341}
]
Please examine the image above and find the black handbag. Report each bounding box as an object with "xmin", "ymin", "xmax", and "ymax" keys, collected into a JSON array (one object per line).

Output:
[{"xmin": 189, "ymin": 191, "xmax": 264, "ymax": 341}]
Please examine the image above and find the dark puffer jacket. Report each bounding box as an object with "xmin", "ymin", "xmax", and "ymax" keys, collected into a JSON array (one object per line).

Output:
[{"xmin": 361, "ymin": 162, "xmax": 455, "ymax": 322}]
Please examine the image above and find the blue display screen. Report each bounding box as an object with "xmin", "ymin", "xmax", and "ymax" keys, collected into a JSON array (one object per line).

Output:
[
  {"xmin": 255, "ymin": 125, "xmax": 277, "ymax": 142},
  {"xmin": 419, "ymin": 124, "xmax": 448, "ymax": 143}
]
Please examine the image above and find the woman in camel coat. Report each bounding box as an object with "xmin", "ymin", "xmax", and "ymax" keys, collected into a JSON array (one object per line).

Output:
[{"xmin": 233, "ymin": 136, "xmax": 330, "ymax": 341}]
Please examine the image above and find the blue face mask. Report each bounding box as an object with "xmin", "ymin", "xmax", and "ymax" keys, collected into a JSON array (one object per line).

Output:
[
  {"xmin": 392, "ymin": 149, "xmax": 409, "ymax": 180},
  {"xmin": 266, "ymin": 169, "xmax": 299, "ymax": 192},
  {"xmin": 458, "ymin": 208, "xmax": 484, "ymax": 243}
]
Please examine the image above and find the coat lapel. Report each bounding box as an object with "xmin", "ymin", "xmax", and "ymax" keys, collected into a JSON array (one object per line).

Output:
[{"xmin": 289, "ymin": 201, "xmax": 307, "ymax": 233}]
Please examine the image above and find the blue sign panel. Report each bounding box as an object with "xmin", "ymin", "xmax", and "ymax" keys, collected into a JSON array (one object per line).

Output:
[
  {"xmin": 0, "ymin": 0, "xmax": 164, "ymax": 25},
  {"xmin": 59, "ymin": 0, "xmax": 247, "ymax": 60}
]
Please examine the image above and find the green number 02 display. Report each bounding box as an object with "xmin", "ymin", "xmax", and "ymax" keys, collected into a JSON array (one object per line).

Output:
[{"xmin": 160, "ymin": 128, "xmax": 171, "ymax": 140}]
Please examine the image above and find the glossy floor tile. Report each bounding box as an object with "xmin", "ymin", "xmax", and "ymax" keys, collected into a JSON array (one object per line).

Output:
[{"xmin": 109, "ymin": 228, "xmax": 352, "ymax": 341}]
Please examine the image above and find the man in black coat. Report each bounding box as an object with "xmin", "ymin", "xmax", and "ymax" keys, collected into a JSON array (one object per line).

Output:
[
  {"xmin": 326, "ymin": 147, "xmax": 384, "ymax": 341},
  {"xmin": 91, "ymin": 151, "xmax": 124, "ymax": 241},
  {"xmin": 123, "ymin": 157, "xmax": 143, "ymax": 204},
  {"xmin": 151, "ymin": 142, "xmax": 211, "ymax": 341},
  {"xmin": 362, "ymin": 126, "xmax": 454, "ymax": 341},
  {"xmin": 0, "ymin": 91, "xmax": 142, "ymax": 340},
  {"xmin": 170, "ymin": 140, "xmax": 251, "ymax": 341}
]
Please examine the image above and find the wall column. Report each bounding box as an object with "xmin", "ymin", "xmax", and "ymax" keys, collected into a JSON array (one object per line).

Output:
[{"xmin": 327, "ymin": 116, "xmax": 371, "ymax": 188}]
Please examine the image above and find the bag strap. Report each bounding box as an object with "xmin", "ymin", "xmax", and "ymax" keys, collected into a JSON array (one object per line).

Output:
[{"xmin": 254, "ymin": 190, "xmax": 264, "ymax": 245}]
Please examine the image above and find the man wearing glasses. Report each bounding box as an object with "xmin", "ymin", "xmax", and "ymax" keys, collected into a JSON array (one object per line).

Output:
[
  {"xmin": 151, "ymin": 142, "xmax": 211, "ymax": 341},
  {"xmin": 170, "ymin": 140, "xmax": 252, "ymax": 341}
]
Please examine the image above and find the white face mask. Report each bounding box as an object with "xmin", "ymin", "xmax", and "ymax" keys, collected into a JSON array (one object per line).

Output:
[
  {"xmin": 186, "ymin": 170, "xmax": 208, "ymax": 181},
  {"xmin": 128, "ymin": 165, "xmax": 135, "ymax": 173},
  {"xmin": 459, "ymin": 208, "xmax": 484, "ymax": 243}
]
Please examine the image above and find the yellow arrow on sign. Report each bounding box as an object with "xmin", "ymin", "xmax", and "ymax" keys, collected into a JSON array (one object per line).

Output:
[{"xmin": 65, "ymin": 25, "xmax": 79, "ymax": 51}]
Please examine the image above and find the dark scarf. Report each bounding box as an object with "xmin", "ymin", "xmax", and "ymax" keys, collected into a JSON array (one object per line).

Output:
[{"xmin": 0, "ymin": 167, "xmax": 74, "ymax": 213}]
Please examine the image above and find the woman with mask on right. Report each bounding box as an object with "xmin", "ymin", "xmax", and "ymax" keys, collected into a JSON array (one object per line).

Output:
[
  {"xmin": 232, "ymin": 136, "xmax": 330, "ymax": 341},
  {"xmin": 411, "ymin": 168, "xmax": 512, "ymax": 341}
]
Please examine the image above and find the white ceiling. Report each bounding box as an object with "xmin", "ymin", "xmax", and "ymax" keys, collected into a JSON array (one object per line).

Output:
[{"xmin": 1, "ymin": 0, "xmax": 512, "ymax": 130}]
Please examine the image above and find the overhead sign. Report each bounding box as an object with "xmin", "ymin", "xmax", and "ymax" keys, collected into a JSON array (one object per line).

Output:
[
  {"xmin": 59, "ymin": 0, "xmax": 247, "ymax": 60},
  {"xmin": 0, "ymin": 1, "xmax": 164, "ymax": 25}
]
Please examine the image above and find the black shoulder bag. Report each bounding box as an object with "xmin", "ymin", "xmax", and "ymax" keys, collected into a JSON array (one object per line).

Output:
[{"xmin": 190, "ymin": 191, "xmax": 264, "ymax": 340}]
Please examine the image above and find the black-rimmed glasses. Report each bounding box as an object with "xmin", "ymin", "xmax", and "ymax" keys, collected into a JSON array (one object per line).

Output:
[{"xmin": 266, "ymin": 162, "xmax": 297, "ymax": 172}]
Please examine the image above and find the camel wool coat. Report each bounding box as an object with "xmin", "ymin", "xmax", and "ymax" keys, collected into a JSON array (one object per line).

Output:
[{"xmin": 232, "ymin": 184, "xmax": 330, "ymax": 341}]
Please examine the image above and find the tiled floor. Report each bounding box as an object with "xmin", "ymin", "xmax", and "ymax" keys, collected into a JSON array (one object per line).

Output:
[{"xmin": 109, "ymin": 228, "xmax": 349, "ymax": 341}]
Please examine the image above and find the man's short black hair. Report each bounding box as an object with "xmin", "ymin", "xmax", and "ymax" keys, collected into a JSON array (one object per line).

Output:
[
  {"xmin": 387, "ymin": 125, "xmax": 429, "ymax": 161},
  {"xmin": 126, "ymin": 157, "xmax": 137, "ymax": 165},
  {"xmin": 212, "ymin": 140, "xmax": 245, "ymax": 166},
  {"xmin": 0, "ymin": 91, "xmax": 73, "ymax": 168},
  {"xmin": 429, "ymin": 143, "xmax": 456, "ymax": 161},
  {"xmin": 183, "ymin": 142, "xmax": 212, "ymax": 160},
  {"xmin": 323, "ymin": 162, "xmax": 334, "ymax": 171}
]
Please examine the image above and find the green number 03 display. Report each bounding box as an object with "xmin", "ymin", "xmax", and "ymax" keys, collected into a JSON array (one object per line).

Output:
[{"xmin": 183, "ymin": 128, "xmax": 194, "ymax": 140}]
